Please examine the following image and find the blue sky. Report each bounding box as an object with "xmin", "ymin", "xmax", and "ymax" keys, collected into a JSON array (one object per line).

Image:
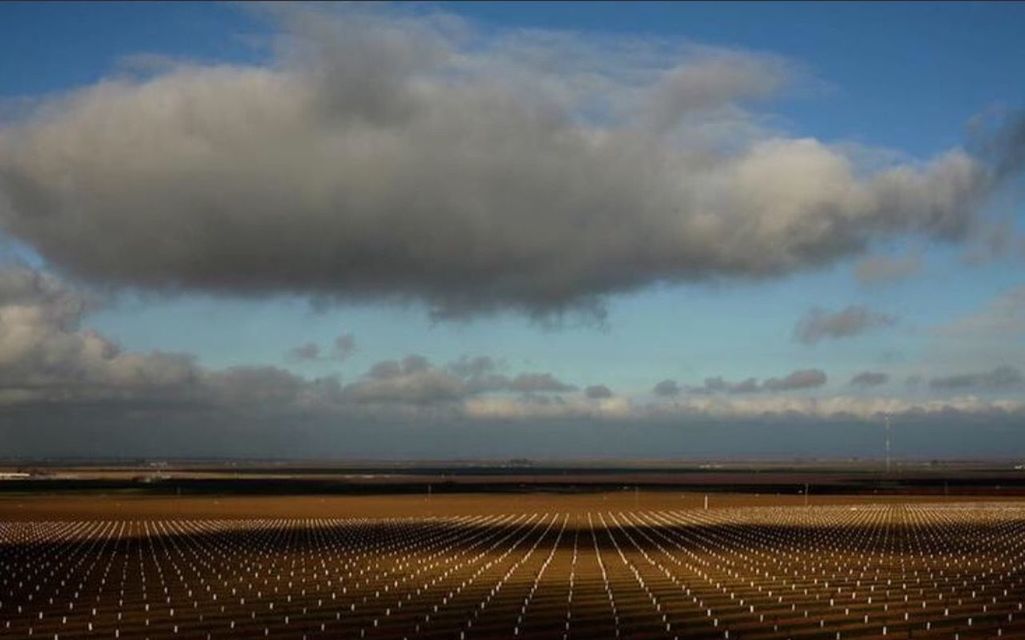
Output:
[{"xmin": 0, "ymin": 2, "xmax": 1022, "ymax": 458}]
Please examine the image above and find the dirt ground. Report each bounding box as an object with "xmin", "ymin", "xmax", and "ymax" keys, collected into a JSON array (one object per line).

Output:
[{"xmin": 2, "ymin": 490, "xmax": 1022, "ymax": 521}]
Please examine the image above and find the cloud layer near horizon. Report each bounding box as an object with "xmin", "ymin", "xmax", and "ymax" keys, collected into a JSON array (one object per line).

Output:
[
  {"xmin": 0, "ymin": 5, "xmax": 1018, "ymax": 320},
  {"xmin": 0, "ymin": 264, "xmax": 1020, "ymax": 430}
]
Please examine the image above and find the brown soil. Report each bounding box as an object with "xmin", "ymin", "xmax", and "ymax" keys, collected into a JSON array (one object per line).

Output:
[{"xmin": 0, "ymin": 490, "xmax": 1020, "ymax": 521}]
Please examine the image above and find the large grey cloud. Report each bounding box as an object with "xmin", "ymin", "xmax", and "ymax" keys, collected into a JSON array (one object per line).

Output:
[
  {"xmin": 0, "ymin": 5, "xmax": 1016, "ymax": 320},
  {"xmin": 794, "ymin": 305, "xmax": 897, "ymax": 345}
]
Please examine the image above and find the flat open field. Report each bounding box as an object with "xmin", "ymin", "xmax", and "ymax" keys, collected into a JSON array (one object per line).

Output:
[
  {"xmin": 3, "ymin": 492, "xmax": 1025, "ymax": 639},
  {"xmin": 0, "ymin": 490, "xmax": 1022, "ymax": 521}
]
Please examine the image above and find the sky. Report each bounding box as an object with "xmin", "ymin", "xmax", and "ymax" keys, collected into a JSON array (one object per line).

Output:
[{"xmin": 0, "ymin": 2, "xmax": 1023, "ymax": 460}]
